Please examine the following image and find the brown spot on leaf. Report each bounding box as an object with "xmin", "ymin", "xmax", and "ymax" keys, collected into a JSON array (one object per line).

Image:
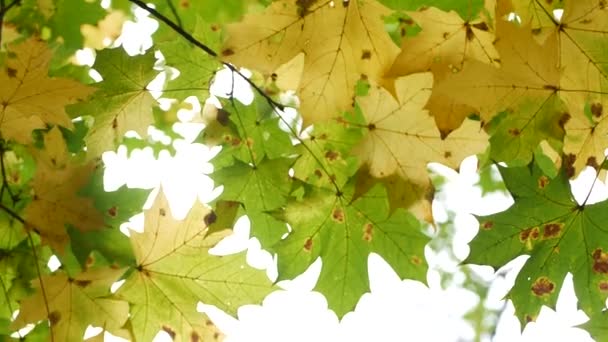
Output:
[
  {"xmin": 558, "ymin": 112, "xmax": 571, "ymax": 128},
  {"xmin": 532, "ymin": 27, "xmax": 542, "ymax": 35},
  {"xmin": 599, "ymin": 280, "xmax": 608, "ymax": 292},
  {"xmin": 162, "ymin": 326, "xmax": 176, "ymax": 339},
  {"xmin": 465, "ymin": 25, "xmax": 475, "ymax": 41},
  {"xmin": 108, "ymin": 206, "xmax": 117, "ymax": 217},
  {"xmin": 222, "ymin": 48, "xmax": 234, "ymax": 57},
  {"xmin": 361, "ymin": 50, "xmax": 371, "ymax": 60},
  {"xmin": 231, "ymin": 137, "xmax": 241, "ymax": 146},
  {"xmin": 325, "ymin": 150, "xmax": 339, "ymax": 161},
  {"xmin": 74, "ymin": 279, "xmax": 92, "ymax": 287},
  {"xmin": 332, "ymin": 208, "xmax": 344, "ymax": 223},
  {"xmin": 303, "ymin": 238, "xmax": 313, "ymax": 252},
  {"xmin": 472, "ymin": 22, "xmax": 489, "ymax": 31},
  {"xmin": 564, "ymin": 154, "xmax": 576, "ymax": 178},
  {"xmin": 314, "ymin": 169, "xmax": 323, "ymax": 178},
  {"xmin": 410, "ymin": 255, "xmax": 422, "ymax": 265},
  {"xmin": 519, "ymin": 227, "xmax": 539, "ymax": 242},
  {"xmin": 538, "ymin": 176, "xmax": 549, "ymax": 189},
  {"xmin": 591, "ymin": 103, "xmax": 603, "ymax": 118},
  {"xmin": 481, "ymin": 221, "xmax": 493, "ymax": 230},
  {"xmin": 159, "ymin": 208, "xmax": 166, "ymax": 216},
  {"xmin": 368, "ymin": 123, "xmax": 376, "ymax": 131},
  {"xmin": 531, "ymin": 276, "xmax": 555, "ymax": 296},
  {"xmin": 593, "ymin": 248, "xmax": 608, "ymax": 273},
  {"xmin": 216, "ymin": 108, "xmax": 230, "ymax": 125},
  {"xmin": 587, "ymin": 156, "xmax": 600, "ymax": 169},
  {"xmin": 214, "ymin": 332, "xmax": 220, "ymax": 340},
  {"xmin": 48, "ymin": 310, "xmax": 61, "ymax": 326},
  {"xmin": 526, "ymin": 315, "xmax": 535, "ymax": 323},
  {"xmin": 508, "ymin": 128, "xmax": 520, "ymax": 136},
  {"xmin": 204, "ymin": 211, "xmax": 217, "ymax": 225},
  {"xmin": 362, "ymin": 223, "xmax": 373, "ymax": 242},
  {"xmin": 205, "ymin": 319, "xmax": 214, "ymax": 326},
  {"xmin": 112, "ymin": 118, "xmax": 118, "ymax": 129},
  {"xmin": 191, "ymin": 331, "xmax": 200, "ymax": 342},
  {"xmin": 442, "ymin": 32, "xmax": 449, "ymax": 39},
  {"xmin": 6, "ymin": 67, "xmax": 17, "ymax": 78},
  {"xmin": 542, "ymin": 223, "xmax": 563, "ymax": 239},
  {"xmin": 444, "ymin": 151, "xmax": 452, "ymax": 158}
]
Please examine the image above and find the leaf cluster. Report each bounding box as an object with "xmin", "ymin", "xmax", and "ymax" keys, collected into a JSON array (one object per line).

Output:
[{"xmin": 1, "ymin": 0, "xmax": 608, "ymax": 340}]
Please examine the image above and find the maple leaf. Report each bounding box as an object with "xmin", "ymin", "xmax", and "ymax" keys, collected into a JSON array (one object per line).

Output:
[
  {"xmin": 213, "ymin": 158, "xmax": 292, "ymax": 245},
  {"xmin": 68, "ymin": 48, "xmax": 157, "ymax": 157},
  {"xmin": 23, "ymin": 127, "xmax": 105, "ymax": 251},
  {"xmin": 433, "ymin": 20, "xmax": 567, "ymax": 164},
  {"xmin": 466, "ymin": 161, "xmax": 608, "ymax": 323},
  {"xmin": 0, "ymin": 38, "xmax": 94, "ymax": 144},
  {"xmin": 11, "ymin": 267, "xmax": 128, "ymax": 342},
  {"xmin": 117, "ymin": 191, "xmax": 273, "ymax": 341},
  {"xmin": 386, "ymin": 6, "xmax": 499, "ymax": 135},
  {"xmin": 222, "ymin": 0, "xmax": 399, "ymax": 126},
  {"xmin": 275, "ymin": 183, "xmax": 429, "ymax": 316},
  {"xmin": 350, "ymin": 72, "xmax": 487, "ymax": 189}
]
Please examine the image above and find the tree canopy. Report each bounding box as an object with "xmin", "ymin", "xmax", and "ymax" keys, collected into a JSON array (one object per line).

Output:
[{"xmin": 1, "ymin": 0, "xmax": 608, "ymax": 340}]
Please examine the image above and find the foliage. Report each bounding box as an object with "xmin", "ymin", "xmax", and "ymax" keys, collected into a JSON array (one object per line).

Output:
[{"xmin": 0, "ymin": 0, "xmax": 608, "ymax": 340}]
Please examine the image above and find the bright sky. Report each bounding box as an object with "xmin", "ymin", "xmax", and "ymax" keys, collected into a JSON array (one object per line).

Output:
[{"xmin": 42, "ymin": 4, "xmax": 607, "ymax": 341}]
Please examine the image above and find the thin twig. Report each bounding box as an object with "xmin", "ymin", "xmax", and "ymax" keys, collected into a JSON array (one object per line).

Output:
[{"xmin": 0, "ymin": 0, "xmax": 19, "ymax": 17}]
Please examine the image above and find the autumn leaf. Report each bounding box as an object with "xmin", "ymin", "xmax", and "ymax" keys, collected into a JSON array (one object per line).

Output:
[
  {"xmin": 275, "ymin": 183, "xmax": 429, "ymax": 317},
  {"xmin": 433, "ymin": 20, "xmax": 567, "ymax": 164},
  {"xmin": 117, "ymin": 191, "xmax": 273, "ymax": 341},
  {"xmin": 23, "ymin": 127, "xmax": 105, "ymax": 251},
  {"xmin": 387, "ymin": 6, "xmax": 499, "ymax": 135},
  {"xmin": 350, "ymin": 72, "xmax": 487, "ymax": 191},
  {"xmin": 222, "ymin": 0, "xmax": 399, "ymax": 126},
  {"xmin": 68, "ymin": 48, "xmax": 157, "ymax": 157},
  {"xmin": 0, "ymin": 38, "xmax": 94, "ymax": 144},
  {"xmin": 466, "ymin": 161, "xmax": 608, "ymax": 323},
  {"xmin": 11, "ymin": 267, "xmax": 128, "ymax": 342}
]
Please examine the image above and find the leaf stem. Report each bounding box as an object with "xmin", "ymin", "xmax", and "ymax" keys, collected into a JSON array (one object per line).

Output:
[{"xmin": 164, "ymin": 0, "xmax": 183, "ymax": 28}]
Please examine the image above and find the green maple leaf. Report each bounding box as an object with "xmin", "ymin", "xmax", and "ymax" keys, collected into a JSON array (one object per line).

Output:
[
  {"xmin": 68, "ymin": 48, "xmax": 158, "ymax": 157},
  {"xmin": 466, "ymin": 161, "xmax": 608, "ymax": 323},
  {"xmin": 213, "ymin": 158, "xmax": 292, "ymax": 245},
  {"xmin": 158, "ymin": 17, "xmax": 221, "ymax": 101},
  {"xmin": 117, "ymin": 191, "xmax": 273, "ymax": 341},
  {"xmin": 276, "ymin": 183, "xmax": 429, "ymax": 317}
]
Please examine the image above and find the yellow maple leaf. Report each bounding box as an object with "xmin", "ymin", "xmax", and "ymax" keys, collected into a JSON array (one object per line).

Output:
[
  {"xmin": 386, "ymin": 7, "xmax": 499, "ymax": 136},
  {"xmin": 222, "ymin": 0, "xmax": 399, "ymax": 126},
  {"xmin": 11, "ymin": 267, "xmax": 128, "ymax": 341},
  {"xmin": 0, "ymin": 38, "xmax": 94, "ymax": 144},
  {"xmin": 432, "ymin": 20, "xmax": 568, "ymax": 163},
  {"xmin": 23, "ymin": 127, "xmax": 104, "ymax": 251},
  {"xmin": 119, "ymin": 191, "xmax": 271, "ymax": 341},
  {"xmin": 546, "ymin": 0, "xmax": 608, "ymax": 176},
  {"xmin": 351, "ymin": 72, "xmax": 487, "ymax": 189}
]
